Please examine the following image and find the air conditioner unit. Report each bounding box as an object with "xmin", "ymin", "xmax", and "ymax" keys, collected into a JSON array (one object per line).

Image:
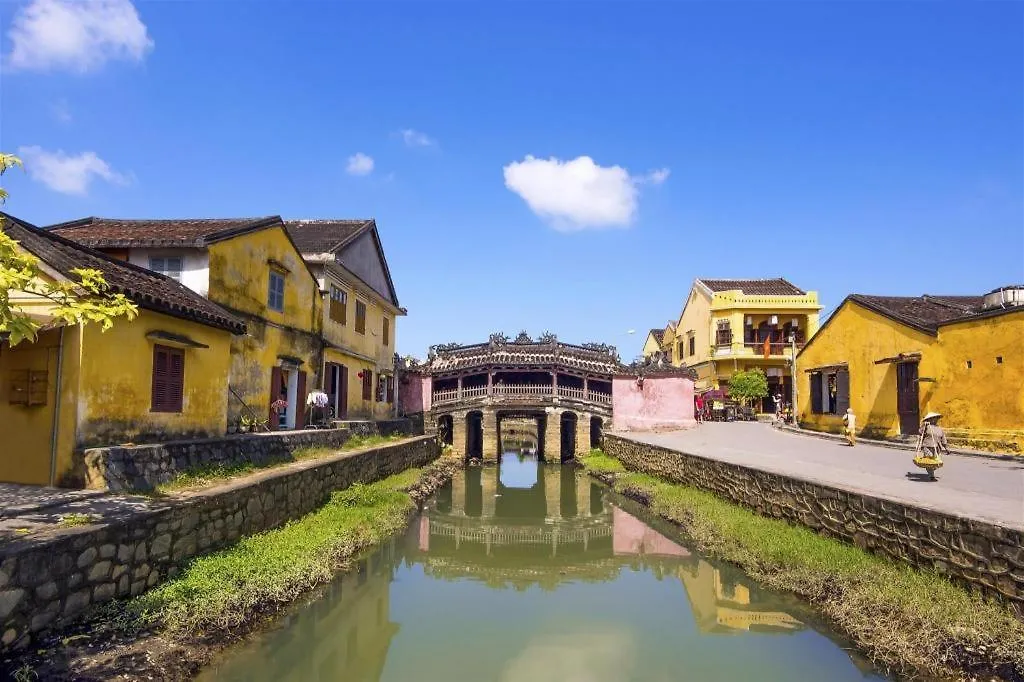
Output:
[{"xmin": 769, "ymin": 315, "xmax": 778, "ymax": 325}]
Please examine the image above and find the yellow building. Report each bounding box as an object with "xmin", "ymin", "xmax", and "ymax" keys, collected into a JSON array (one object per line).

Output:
[
  {"xmin": 286, "ymin": 220, "xmax": 406, "ymax": 420},
  {"xmin": 641, "ymin": 328, "xmax": 665, "ymax": 358},
  {"xmin": 797, "ymin": 289, "xmax": 1024, "ymax": 453},
  {"xmin": 51, "ymin": 216, "xmax": 323, "ymax": 430},
  {"xmin": 673, "ymin": 279, "xmax": 821, "ymax": 412},
  {"xmin": 1, "ymin": 214, "xmax": 244, "ymax": 485}
]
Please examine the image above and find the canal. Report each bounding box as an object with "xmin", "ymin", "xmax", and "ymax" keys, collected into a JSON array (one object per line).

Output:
[{"xmin": 199, "ymin": 453, "xmax": 888, "ymax": 682}]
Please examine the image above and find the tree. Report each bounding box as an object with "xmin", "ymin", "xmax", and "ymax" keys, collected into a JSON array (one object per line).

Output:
[
  {"xmin": 1, "ymin": 152, "xmax": 137, "ymax": 346},
  {"xmin": 728, "ymin": 368, "xmax": 769, "ymax": 407}
]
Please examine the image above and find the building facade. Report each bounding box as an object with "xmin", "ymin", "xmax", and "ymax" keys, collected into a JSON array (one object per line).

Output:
[
  {"xmin": 286, "ymin": 220, "xmax": 406, "ymax": 420},
  {"xmin": 1, "ymin": 214, "xmax": 244, "ymax": 485},
  {"xmin": 673, "ymin": 278, "xmax": 821, "ymax": 412},
  {"xmin": 797, "ymin": 289, "xmax": 1024, "ymax": 454},
  {"xmin": 641, "ymin": 328, "xmax": 665, "ymax": 359},
  {"xmin": 51, "ymin": 216, "xmax": 324, "ymax": 430}
]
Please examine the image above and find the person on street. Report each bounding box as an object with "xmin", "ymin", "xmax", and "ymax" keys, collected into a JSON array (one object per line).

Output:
[
  {"xmin": 915, "ymin": 412, "xmax": 950, "ymax": 481},
  {"xmin": 694, "ymin": 394, "xmax": 704, "ymax": 424},
  {"xmin": 842, "ymin": 408, "xmax": 856, "ymax": 446}
]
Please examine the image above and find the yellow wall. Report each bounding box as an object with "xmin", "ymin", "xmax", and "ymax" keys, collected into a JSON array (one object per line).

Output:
[
  {"xmin": 641, "ymin": 332, "xmax": 662, "ymax": 358},
  {"xmin": 208, "ymin": 227, "xmax": 323, "ymax": 425},
  {"xmin": 673, "ymin": 282, "xmax": 821, "ymax": 393},
  {"xmin": 321, "ymin": 282, "xmax": 395, "ymax": 369},
  {"xmin": 797, "ymin": 302, "xmax": 1023, "ymax": 453},
  {"xmin": 0, "ymin": 309, "xmax": 234, "ymax": 485},
  {"xmin": 324, "ymin": 347, "xmax": 393, "ymax": 419}
]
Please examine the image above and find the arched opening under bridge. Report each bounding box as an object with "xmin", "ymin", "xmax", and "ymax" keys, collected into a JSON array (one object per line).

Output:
[
  {"xmin": 465, "ymin": 411, "xmax": 483, "ymax": 460},
  {"xmin": 436, "ymin": 414, "xmax": 454, "ymax": 446}
]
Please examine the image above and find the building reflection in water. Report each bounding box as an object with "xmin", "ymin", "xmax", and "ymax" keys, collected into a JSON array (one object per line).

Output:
[{"xmin": 200, "ymin": 453, "xmax": 808, "ymax": 682}]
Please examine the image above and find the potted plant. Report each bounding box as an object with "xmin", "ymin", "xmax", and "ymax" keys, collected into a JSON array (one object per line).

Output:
[{"xmin": 239, "ymin": 415, "xmax": 254, "ymax": 433}]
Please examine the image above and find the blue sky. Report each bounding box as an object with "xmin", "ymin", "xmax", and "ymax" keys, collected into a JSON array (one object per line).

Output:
[{"xmin": 2, "ymin": 1, "xmax": 1021, "ymax": 358}]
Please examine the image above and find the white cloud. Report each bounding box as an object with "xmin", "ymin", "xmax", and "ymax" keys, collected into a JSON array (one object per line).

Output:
[
  {"xmin": 399, "ymin": 129, "xmax": 436, "ymax": 148},
  {"xmin": 645, "ymin": 167, "xmax": 671, "ymax": 185},
  {"xmin": 5, "ymin": 0, "xmax": 153, "ymax": 74},
  {"xmin": 345, "ymin": 152, "xmax": 375, "ymax": 176},
  {"xmin": 18, "ymin": 145, "xmax": 130, "ymax": 195},
  {"xmin": 51, "ymin": 98, "xmax": 72, "ymax": 124},
  {"xmin": 503, "ymin": 155, "xmax": 669, "ymax": 231}
]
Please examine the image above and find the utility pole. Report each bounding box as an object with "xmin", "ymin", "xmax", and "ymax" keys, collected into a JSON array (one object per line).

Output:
[{"xmin": 789, "ymin": 332, "xmax": 798, "ymax": 425}]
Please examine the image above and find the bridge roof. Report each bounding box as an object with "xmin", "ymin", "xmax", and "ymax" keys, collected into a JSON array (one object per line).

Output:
[{"xmin": 425, "ymin": 338, "xmax": 622, "ymax": 376}]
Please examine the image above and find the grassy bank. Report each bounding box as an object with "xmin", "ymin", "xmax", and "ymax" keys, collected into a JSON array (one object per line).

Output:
[
  {"xmin": 580, "ymin": 450, "xmax": 1024, "ymax": 681},
  {"xmin": 156, "ymin": 433, "xmax": 406, "ymax": 494},
  {"xmin": 134, "ymin": 467, "xmax": 422, "ymax": 634}
]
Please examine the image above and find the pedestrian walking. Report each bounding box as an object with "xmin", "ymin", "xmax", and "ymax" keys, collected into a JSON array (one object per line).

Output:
[
  {"xmin": 913, "ymin": 412, "xmax": 949, "ymax": 481},
  {"xmin": 694, "ymin": 394, "xmax": 704, "ymax": 424},
  {"xmin": 842, "ymin": 408, "xmax": 856, "ymax": 446}
]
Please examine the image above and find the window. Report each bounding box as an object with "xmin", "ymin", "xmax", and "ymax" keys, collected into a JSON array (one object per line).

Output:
[
  {"xmin": 149, "ymin": 257, "xmax": 183, "ymax": 282},
  {"xmin": 329, "ymin": 286, "xmax": 347, "ymax": 324},
  {"xmin": 386, "ymin": 375, "xmax": 394, "ymax": 403},
  {"xmin": 362, "ymin": 369, "xmax": 373, "ymax": 400},
  {"xmin": 688, "ymin": 335, "xmax": 695, "ymax": 357},
  {"xmin": 382, "ymin": 317, "xmax": 390, "ymax": 346},
  {"xmin": 376, "ymin": 374, "xmax": 387, "ymax": 402},
  {"xmin": 355, "ymin": 300, "xmax": 367, "ymax": 334},
  {"xmin": 715, "ymin": 321, "xmax": 732, "ymax": 346},
  {"xmin": 268, "ymin": 271, "xmax": 285, "ymax": 312},
  {"xmin": 152, "ymin": 345, "xmax": 184, "ymax": 412}
]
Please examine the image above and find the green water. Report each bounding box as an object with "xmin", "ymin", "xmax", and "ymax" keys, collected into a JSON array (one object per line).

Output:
[{"xmin": 199, "ymin": 453, "xmax": 887, "ymax": 682}]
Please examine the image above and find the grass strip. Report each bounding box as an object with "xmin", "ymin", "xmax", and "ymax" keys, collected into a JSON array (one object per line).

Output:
[
  {"xmin": 132, "ymin": 467, "xmax": 425, "ymax": 635},
  {"xmin": 156, "ymin": 434, "xmax": 406, "ymax": 493},
  {"xmin": 579, "ymin": 450, "xmax": 1024, "ymax": 680}
]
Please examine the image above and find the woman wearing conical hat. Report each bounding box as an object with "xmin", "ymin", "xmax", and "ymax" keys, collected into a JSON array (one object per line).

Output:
[{"xmin": 914, "ymin": 412, "xmax": 949, "ymax": 481}]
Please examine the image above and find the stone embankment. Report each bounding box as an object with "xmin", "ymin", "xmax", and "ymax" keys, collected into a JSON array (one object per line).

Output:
[
  {"xmin": 0, "ymin": 436, "xmax": 438, "ymax": 651},
  {"xmin": 82, "ymin": 419, "xmax": 415, "ymax": 492},
  {"xmin": 603, "ymin": 434, "xmax": 1023, "ymax": 611}
]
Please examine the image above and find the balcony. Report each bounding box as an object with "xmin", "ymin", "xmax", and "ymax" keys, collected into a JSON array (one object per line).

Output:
[
  {"xmin": 432, "ymin": 384, "xmax": 612, "ymax": 406},
  {"xmin": 713, "ymin": 341, "xmax": 804, "ymax": 359}
]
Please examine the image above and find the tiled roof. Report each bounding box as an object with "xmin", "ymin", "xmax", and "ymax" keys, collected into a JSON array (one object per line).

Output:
[
  {"xmin": 699, "ymin": 278, "xmax": 806, "ymax": 296},
  {"xmin": 284, "ymin": 219, "xmax": 373, "ymax": 255},
  {"xmin": 48, "ymin": 216, "xmax": 281, "ymax": 247},
  {"xmin": 427, "ymin": 340, "xmax": 622, "ymax": 376},
  {"xmin": 3, "ymin": 213, "xmax": 245, "ymax": 334},
  {"xmin": 649, "ymin": 328, "xmax": 665, "ymax": 344},
  {"xmin": 847, "ymin": 294, "xmax": 985, "ymax": 334}
]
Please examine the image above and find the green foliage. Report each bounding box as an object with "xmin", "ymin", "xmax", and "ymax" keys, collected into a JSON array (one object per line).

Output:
[
  {"xmin": 579, "ymin": 449, "xmax": 626, "ymax": 474},
  {"xmin": 727, "ymin": 368, "xmax": 769, "ymax": 405},
  {"xmin": 582, "ymin": 460, "xmax": 1024, "ymax": 678},
  {"xmin": 130, "ymin": 470, "xmax": 420, "ymax": 634},
  {"xmin": 0, "ymin": 152, "xmax": 138, "ymax": 346}
]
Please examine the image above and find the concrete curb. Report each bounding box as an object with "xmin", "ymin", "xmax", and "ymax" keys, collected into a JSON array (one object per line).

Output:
[{"xmin": 774, "ymin": 424, "xmax": 1020, "ymax": 462}]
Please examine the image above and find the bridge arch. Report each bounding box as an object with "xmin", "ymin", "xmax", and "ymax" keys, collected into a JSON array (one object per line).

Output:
[
  {"xmin": 436, "ymin": 414, "xmax": 454, "ymax": 446},
  {"xmin": 465, "ymin": 410, "xmax": 484, "ymax": 460},
  {"xmin": 560, "ymin": 411, "xmax": 578, "ymax": 462},
  {"xmin": 590, "ymin": 416, "xmax": 604, "ymax": 449}
]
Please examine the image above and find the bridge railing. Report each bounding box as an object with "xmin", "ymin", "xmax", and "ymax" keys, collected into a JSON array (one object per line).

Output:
[{"xmin": 432, "ymin": 384, "xmax": 612, "ymax": 406}]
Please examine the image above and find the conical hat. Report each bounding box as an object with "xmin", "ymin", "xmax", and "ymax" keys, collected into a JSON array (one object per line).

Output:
[{"xmin": 922, "ymin": 412, "xmax": 942, "ymax": 422}]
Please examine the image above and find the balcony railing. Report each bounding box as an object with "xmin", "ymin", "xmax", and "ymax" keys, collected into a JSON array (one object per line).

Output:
[
  {"xmin": 432, "ymin": 384, "xmax": 611, "ymax": 406},
  {"xmin": 742, "ymin": 342, "xmax": 805, "ymax": 356}
]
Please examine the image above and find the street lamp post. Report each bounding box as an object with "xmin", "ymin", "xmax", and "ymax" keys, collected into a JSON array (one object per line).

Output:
[{"xmin": 789, "ymin": 332, "xmax": 798, "ymax": 426}]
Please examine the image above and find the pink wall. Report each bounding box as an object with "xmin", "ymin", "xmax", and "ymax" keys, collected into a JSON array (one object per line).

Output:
[
  {"xmin": 398, "ymin": 373, "xmax": 431, "ymax": 415},
  {"xmin": 612, "ymin": 374, "xmax": 695, "ymax": 431},
  {"xmin": 612, "ymin": 507, "xmax": 690, "ymax": 557}
]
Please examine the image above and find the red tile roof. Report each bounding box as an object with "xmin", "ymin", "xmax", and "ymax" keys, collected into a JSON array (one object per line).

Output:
[
  {"xmin": 48, "ymin": 216, "xmax": 281, "ymax": 247},
  {"xmin": 3, "ymin": 213, "xmax": 245, "ymax": 334},
  {"xmin": 284, "ymin": 219, "xmax": 373, "ymax": 254},
  {"xmin": 699, "ymin": 278, "xmax": 806, "ymax": 295}
]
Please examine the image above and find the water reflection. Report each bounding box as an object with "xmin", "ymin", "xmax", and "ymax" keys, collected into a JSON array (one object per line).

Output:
[{"xmin": 199, "ymin": 455, "xmax": 886, "ymax": 682}]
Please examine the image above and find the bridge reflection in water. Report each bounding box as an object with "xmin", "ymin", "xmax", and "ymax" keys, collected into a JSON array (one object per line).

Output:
[{"xmin": 199, "ymin": 454, "xmax": 885, "ymax": 682}]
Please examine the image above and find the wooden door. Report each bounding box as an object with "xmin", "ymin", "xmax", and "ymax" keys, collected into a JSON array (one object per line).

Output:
[
  {"xmin": 896, "ymin": 362, "xmax": 920, "ymax": 435},
  {"xmin": 339, "ymin": 365, "xmax": 349, "ymax": 419}
]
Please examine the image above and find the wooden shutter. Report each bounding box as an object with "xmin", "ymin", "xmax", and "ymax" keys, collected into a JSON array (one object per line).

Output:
[
  {"xmin": 362, "ymin": 369, "xmax": 372, "ymax": 400},
  {"xmin": 356, "ymin": 301, "xmax": 366, "ymax": 334},
  {"xmin": 809, "ymin": 373, "xmax": 823, "ymax": 414},
  {"xmin": 383, "ymin": 318, "xmax": 390, "ymax": 346},
  {"xmin": 386, "ymin": 375, "xmax": 394, "ymax": 403},
  {"xmin": 835, "ymin": 369, "xmax": 850, "ymax": 415},
  {"xmin": 152, "ymin": 345, "xmax": 184, "ymax": 413},
  {"xmin": 269, "ymin": 366, "xmax": 283, "ymax": 425},
  {"xmin": 295, "ymin": 371, "xmax": 307, "ymax": 428}
]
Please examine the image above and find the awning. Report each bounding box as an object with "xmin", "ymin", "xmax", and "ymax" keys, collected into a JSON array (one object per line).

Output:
[
  {"xmin": 146, "ymin": 330, "xmax": 209, "ymax": 349},
  {"xmin": 874, "ymin": 352, "xmax": 922, "ymax": 365},
  {"xmin": 804, "ymin": 362, "xmax": 848, "ymax": 374}
]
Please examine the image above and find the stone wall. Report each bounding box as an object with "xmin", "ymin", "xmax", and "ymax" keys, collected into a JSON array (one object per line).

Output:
[
  {"xmin": 0, "ymin": 436, "xmax": 439, "ymax": 651},
  {"xmin": 603, "ymin": 434, "xmax": 1023, "ymax": 610},
  {"xmin": 83, "ymin": 420, "xmax": 416, "ymax": 492}
]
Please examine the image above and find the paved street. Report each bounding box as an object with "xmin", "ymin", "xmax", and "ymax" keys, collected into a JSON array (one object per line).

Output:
[{"xmin": 618, "ymin": 422, "xmax": 1024, "ymax": 530}]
